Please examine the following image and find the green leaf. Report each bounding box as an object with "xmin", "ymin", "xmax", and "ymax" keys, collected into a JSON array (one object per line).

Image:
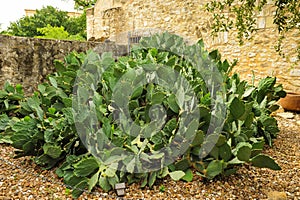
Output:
[
  {"xmin": 88, "ymin": 171, "xmax": 100, "ymax": 192},
  {"xmin": 151, "ymin": 92, "xmax": 165, "ymax": 105},
  {"xmin": 244, "ymin": 112, "xmax": 254, "ymax": 128},
  {"xmin": 236, "ymin": 142, "xmax": 252, "ymax": 162},
  {"xmin": 258, "ymin": 77, "xmax": 276, "ymax": 91},
  {"xmin": 74, "ymin": 157, "xmax": 99, "ymax": 177},
  {"xmin": 0, "ymin": 114, "xmax": 10, "ymax": 130},
  {"xmin": 43, "ymin": 144, "xmax": 62, "ymax": 159},
  {"xmin": 148, "ymin": 171, "xmax": 157, "ymax": 187},
  {"xmin": 141, "ymin": 174, "xmax": 148, "ymax": 188},
  {"xmin": 48, "ymin": 107, "xmax": 56, "ymax": 115},
  {"xmin": 159, "ymin": 166, "xmax": 169, "ymax": 178},
  {"xmin": 224, "ymin": 168, "xmax": 237, "ymax": 176},
  {"xmin": 181, "ymin": 169, "xmax": 193, "ymax": 182},
  {"xmin": 230, "ymin": 97, "xmax": 245, "ymax": 120},
  {"xmin": 169, "ymin": 170, "xmax": 185, "ymax": 181},
  {"xmin": 163, "ymin": 118, "xmax": 178, "ymax": 133},
  {"xmin": 55, "ymin": 168, "xmax": 64, "ymax": 178},
  {"xmin": 44, "ymin": 129, "xmax": 55, "ymax": 143},
  {"xmin": 27, "ymin": 97, "xmax": 44, "ymax": 120},
  {"xmin": 34, "ymin": 154, "xmax": 56, "ymax": 169},
  {"xmin": 104, "ymin": 167, "xmax": 117, "ymax": 177},
  {"xmin": 252, "ymin": 141, "xmax": 265, "ymax": 150},
  {"xmin": 131, "ymin": 86, "xmax": 144, "ymax": 99},
  {"xmin": 99, "ymin": 175, "xmax": 112, "ymax": 192},
  {"xmin": 227, "ymin": 157, "xmax": 245, "ymax": 165},
  {"xmin": 216, "ymin": 134, "xmax": 227, "ymax": 146},
  {"xmin": 209, "ymin": 146, "xmax": 219, "ymax": 160},
  {"xmin": 4, "ymin": 81, "xmax": 14, "ymax": 93},
  {"xmin": 22, "ymin": 141, "xmax": 34, "ymax": 154},
  {"xmin": 38, "ymin": 84, "xmax": 46, "ymax": 94},
  {"xmin": 107, "ymin": 175, "xmax": 119, "ymax": 188},
  {"xmin": 250, "ymin": 154, "xmax": 281, "ymax": 170},
  {"xmin": 49, "ymin": 77, "xmax": 58, "ymax": 88},
  {"xmin": 72, "ymin": 180, "xmax": 88, "ymax": 198},
  {"xmin": 191, "ymin": 130, "xmax": 204, "ymax": 147},
  {"xmin": 0, "ymin": 90, "xmax": 8, "ymax": 98},
  {"xmin": 126, "ymin": 158, "xmax": 135, "ymax": 174},
  {"xmin": 206, "ymin": 160, "xmax": 223, "ymax": 179},
  {"xmin": 219, "ymin": 143, "xmax": 232, "ymax": 162},
  {"xmin": 64, "ymin": 173, "xmax": 85, "ymax": 187},
  {"xmin": 4, "ymin": 99, "xmax": 9, "ymax": 109},
  {"xmin": 62, "ymin": 108, "xmax": 74, "ymax": 124},
  {"xmin": 11, "ymin": 134, "xmax": 31, "ymax": 149},
  {"xmin": 54, "ymin": 60, "xmax": 66, "ymax": 73},
  {"xmin": 101, "ymin": 52, "xmax": 114, "ymax": 67},
  {"xmin": 174, "ymin": 158, "xmax": 191, "ymax": 171},
  {"xmin": 209, "ymin": 49, "xmax": 220, "ymax": 60},
  {"xmin": 243, "ymin": 87, "xmax": 255, "ymax": 98}
]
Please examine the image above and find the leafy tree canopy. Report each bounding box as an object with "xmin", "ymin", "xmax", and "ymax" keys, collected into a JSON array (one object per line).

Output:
[
  {"xmin": 35, "ymin": 24, "xmax": 85, "ymax": 41},
  {"xmin": 73, "ymin": 0, "xmax": 97, "ymax": 10},
  {"xmin": 5, "ymin": 6, "xmax": 86, "ymax": 40},
  {"xmin": 206, "ymin": 0, "xmax": 300, "ymax": 57}
]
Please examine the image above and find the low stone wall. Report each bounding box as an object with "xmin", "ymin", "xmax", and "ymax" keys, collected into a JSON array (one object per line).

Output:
[{"xmin": 0, "ymin": 35, "xmax": 127, "ymax": 94}]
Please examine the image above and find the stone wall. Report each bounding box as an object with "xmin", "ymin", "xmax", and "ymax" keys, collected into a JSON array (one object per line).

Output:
[
  {"xmin": 87, "ymin": 0, "xmax": 300, "ymax": 93},
  {"xmin": 0, "ymin": 35, "xmax": 127, "ymax": 94}
]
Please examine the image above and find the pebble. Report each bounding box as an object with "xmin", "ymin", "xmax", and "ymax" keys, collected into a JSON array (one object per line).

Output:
[
  {"xmin": 276, "ymin": 112, "xmax": 294, "ymax": 119},
  {"xmin": 267, "ymin": 191, "xmax": 287, "ymax": 200}
]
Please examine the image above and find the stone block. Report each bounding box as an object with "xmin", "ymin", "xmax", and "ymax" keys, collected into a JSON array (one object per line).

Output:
[
  {"xmin": 248, "ymin": 52, "xmax": 257, "ymax": 58},
  {"xmin": 265, "ymin": 16, "xmax": 275, "ymax": 28},
  {"xmin": 290, "ymin": 69, "xmax": 300, "ymax": 77},
  {"xmin": 257, "ymin": 17, "xmax": 266, "ymax": 29}
]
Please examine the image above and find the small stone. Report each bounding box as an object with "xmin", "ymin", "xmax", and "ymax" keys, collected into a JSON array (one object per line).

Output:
[
  {"xmin": 276, "ymin": 112, "xmax": 294, "ymax": 119},
  {"xmin": 267, "ymin": 191, "xmax": 287, "ymax": 200},
  {"xmin": 164, "ymin": 16, "xmax": 171, "ymax": 22},
  {"xmin": 248, "ymin": 52, "xmax": 256, "ymax": 58}
]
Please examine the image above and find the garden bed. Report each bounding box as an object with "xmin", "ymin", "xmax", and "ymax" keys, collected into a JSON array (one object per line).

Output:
[{"xmin": 0, "ymin": 112, "xmax": 299, "ymax": 200}]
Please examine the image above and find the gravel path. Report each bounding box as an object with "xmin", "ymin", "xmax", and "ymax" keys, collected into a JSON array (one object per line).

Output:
[{"xmin": 0, "ymin": 112, "xmax": 299, "ymax": 200}]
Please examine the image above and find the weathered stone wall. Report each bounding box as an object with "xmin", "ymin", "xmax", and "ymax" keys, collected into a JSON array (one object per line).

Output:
[
  {"xmin": 0, "ymin": 35, "xmax": 127, "ymax": 94},
  {"xmin": 87, "ymin": 0, "xmax": 300, "ymax": 93}
]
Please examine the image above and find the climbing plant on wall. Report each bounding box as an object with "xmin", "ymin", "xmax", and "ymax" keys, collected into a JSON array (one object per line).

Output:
[
  {"xmin": 72, "ymin": 0, "xmax": 97, "ymax": 10},
  {"xmin": 206, "ymin": 0, "xmax": 300, "ymax": 58}
]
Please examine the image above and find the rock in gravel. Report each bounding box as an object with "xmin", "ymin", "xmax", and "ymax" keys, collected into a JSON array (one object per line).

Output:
[
  {"xmin": 267, "ymin": 191, "xmax": 287, "ymax": 200},
  {"xmin": 276, "ymin": 112, "xmax": 294, "ymax": 119}
]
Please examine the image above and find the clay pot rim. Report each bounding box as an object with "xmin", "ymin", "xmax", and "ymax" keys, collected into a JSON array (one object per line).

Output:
[
  {"xmin": 279, "ymin": 91, "xmax": 300, "ymax": 112},
  {"xmin": 285, "ymin": 92, "xmax": 300, "ymax": 96}
]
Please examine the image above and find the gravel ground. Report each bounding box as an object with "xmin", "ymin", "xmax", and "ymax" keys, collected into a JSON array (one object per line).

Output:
[{"xmin": 0, "ymin": 111, "xmax": 299, "ymax": 200}]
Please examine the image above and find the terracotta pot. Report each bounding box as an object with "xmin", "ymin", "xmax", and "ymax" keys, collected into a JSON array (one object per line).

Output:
[{"xmin": 279, "ymin": 92, "xmax": 300, "ymax": 112}]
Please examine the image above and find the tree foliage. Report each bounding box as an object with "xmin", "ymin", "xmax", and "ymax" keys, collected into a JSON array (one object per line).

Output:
[
  {"xmin": 206, "ymin": 0, "xmax": 300, "ymax": 57},
  {"xmin": 73, "ymin": 0, "xmax": 97, "ymax": 10},
  {"xmin": 35, "ymin": 24, "xmax": 85, "ymax": 41},
  {"xmin": 5, "ymin": 6, "xmax": 86, "ymax": 40},
  {"xmin": 36, "ymin": 25, "xmax": 69, "ymax": 39}
]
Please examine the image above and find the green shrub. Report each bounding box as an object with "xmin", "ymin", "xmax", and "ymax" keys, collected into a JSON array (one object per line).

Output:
[
  {"xmin": 35, "ymin": 24, "xmax": 86, "ymax": 41},
  {"xmin": 0, "ymin": 32, "xmax": 286, "ymax": 198}
]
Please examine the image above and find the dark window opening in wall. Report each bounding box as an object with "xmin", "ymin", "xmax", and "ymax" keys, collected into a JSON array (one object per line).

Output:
[
  {"xmin": 129, "ymin": 36, "xmax": 142, "ymax": 44},
  {"xmin": 127, "ymin": 29, "xmax": 163, "ymax": 53}
]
